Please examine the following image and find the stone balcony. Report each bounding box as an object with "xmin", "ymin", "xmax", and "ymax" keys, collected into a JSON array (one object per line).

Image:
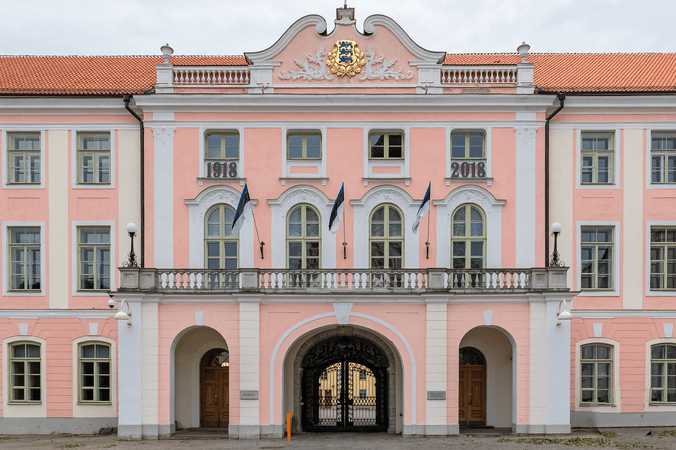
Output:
[{"xmin": 115, "ymin": 267, "xmax": 569, "ymax": 296}]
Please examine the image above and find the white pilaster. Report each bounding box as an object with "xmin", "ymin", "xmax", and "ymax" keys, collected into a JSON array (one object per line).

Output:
[
  {"xmin": 141, "ymin": 299, "xmax": 160, "ymax": 437},
  {"xmin": 152, "ymin": 127, "xmax": 175, "ymax": 268},
  {"xmin": 514, "ymin": 127, "xmax": 537, "ymax": 267},
  {"xmin": 117, "ymin": 297, "xmax": 144, "ymax": 440},
  {"xmin": 545, "ymin": 297, "xmax": 571, "ymax": 433},
  {"xmin": 529, "ymin": 301, "xmax": 547, "ymax": 427},
  {"xmin": 425, "ymin": 301, "xmax": 447, "ymax": 434},
  {"xmin": 239, "ymin": 298, "xmax": 261, "ymax": 438},
  {"xmin": 623, "ymin": 130, "xmax": 643, "ymax": 309},
  {"xmin": 48, "ymin": 130, "xmax": 69, "ymax": 308}
]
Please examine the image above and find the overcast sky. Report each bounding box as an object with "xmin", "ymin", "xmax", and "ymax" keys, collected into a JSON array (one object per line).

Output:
[{"xmin": 1, "ymin": 0, "xmax": 673, "ymax": 56}]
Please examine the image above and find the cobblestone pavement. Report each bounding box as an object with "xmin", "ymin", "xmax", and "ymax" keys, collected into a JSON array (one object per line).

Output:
[{"xmin": 1, "ymin": 428, "xmax": 676, "ymax": 450}]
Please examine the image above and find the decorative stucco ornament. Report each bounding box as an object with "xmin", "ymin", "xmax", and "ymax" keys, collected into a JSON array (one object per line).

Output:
[
  {"xmin": 359, "ymin": 45, "xmax": 413, "ymax": 81},
  {"xmin": 326, "ymin": 39, "xmax": 365, "ymax": 78},
  {"xmin": 278, "ymin": 45, "xmax": 334, "ymax": 80}
]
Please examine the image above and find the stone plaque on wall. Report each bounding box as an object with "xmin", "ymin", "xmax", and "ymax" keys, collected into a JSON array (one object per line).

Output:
[
  {"xmin": 240, "ymin": 390, "xmax": 259, "ymax": 400},
  {"xmin": 427, "ymin": 391, "xmax": 446, "ymax": 400}
]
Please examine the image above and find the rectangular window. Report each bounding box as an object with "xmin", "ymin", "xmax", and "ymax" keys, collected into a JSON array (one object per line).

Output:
[
  {"xmin": 205, "ymin": 133, "xmax": 239, "ymax": 179},
  {"xmin": 651, "ymin": 132, "xmax": 676, "ymax": 184},
  {"xmin": 580, "ymin": 226, "xmax": 613, "ymax": 290},
  {"xmin": 78, "ymin": 227, "xmax": 110, "ymax": 291},
  {"xmin": 650, "ymin": 344, "xmax": 676, "ymax": 404},
  {"xmin": 8, "ymin": 227, "xmax": 41, "ymax": 291},
  {"xmin": 77, "ymin": 133, "xmax": 110, "ymax": 184},
  {"xmin": 288, "ymin": 133, "xmax": 321, "ymax": 159},
  {"xmin": 369, "ymin": 133, "xmax": 403, "ymax": 159},
  {"xmin": 581, "ymin": 132, "xmax": 614, "ymax": 184},
  {"xmin": 8, "ymin": 132, "xmax": 40, "ymax": 184},
  {"xmin": 580, "ymin": 344, "xmax": 613, "ymax": 405},
  {"xmin": 451, "ymin": 132, "xmax": 485, "ymax": 159},
  {"xmin": 9, "ymin": 342, "xmax": 41, "ymax": 403},
  {"xmin": 650, "ymin": 227, "xmax": 676, "ymax": 290},
  {"xmin": 79, "ymin": 342, "xmax": 111, "ymax": 403}
]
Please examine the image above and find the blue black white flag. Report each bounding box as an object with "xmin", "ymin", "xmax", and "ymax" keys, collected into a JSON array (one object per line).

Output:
[
  {"xmin": 412, "ymin": 182, "xmax": 431, "ymax": 234},
  {"xmin": 328, "ymin": 182, "xmax": 345, "ymax": 234},
  {"xmin": 231, "ymin": 184, "xmax": 252, "ymax": 237}
]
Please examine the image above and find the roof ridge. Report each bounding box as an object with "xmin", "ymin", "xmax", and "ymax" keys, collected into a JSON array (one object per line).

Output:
[{"xmin": 0, "ymin": 54, "xmax": 246, "ymax": 58}]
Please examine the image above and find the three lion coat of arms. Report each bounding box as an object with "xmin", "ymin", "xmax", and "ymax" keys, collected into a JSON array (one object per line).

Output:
[{"xmin": 327, "ymin": 40, "xmax": 365, "ymax": 78}]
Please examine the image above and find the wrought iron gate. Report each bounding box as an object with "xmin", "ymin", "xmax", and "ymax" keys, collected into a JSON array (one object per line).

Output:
[{"xmin": 301, "ymin": 335, "xmax": 388, "ymax": 432}]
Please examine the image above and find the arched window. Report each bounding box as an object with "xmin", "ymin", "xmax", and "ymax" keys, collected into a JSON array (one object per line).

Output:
[
  {"xmin": 78, "ymin": 342, "xmax": 111, "ymax": 403},
  {"xmin": 452, "ymin": 204, "xmax": 486, "ymax": 269},
  {"xmin": 9, "ymin": 341, "xmax": 41, "ymax": 403},
  {"xmin": 205, "ymin": 205, "xmax": 237, "ymax": 288},
  {"xmin": 369, "ymin": 204, "xmax": 403, "ymax": 270},
  {"xmin": 287, "ymin": 204, "xmax": 321, "ymax": 270}
]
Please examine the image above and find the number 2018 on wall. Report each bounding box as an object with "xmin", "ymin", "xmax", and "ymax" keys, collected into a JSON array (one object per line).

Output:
[{"xmin": 451, "ymin": 161, "xmax": 486, "ymax": 178}]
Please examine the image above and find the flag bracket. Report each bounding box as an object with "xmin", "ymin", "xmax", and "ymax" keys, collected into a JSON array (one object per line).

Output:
[
  {"xmin": 343, "ymin": 241, "xmax": 347, "ymax": 259},
  {"xmin": 260, "ymin": 241, "xmax": 265, "ymax": 259}
]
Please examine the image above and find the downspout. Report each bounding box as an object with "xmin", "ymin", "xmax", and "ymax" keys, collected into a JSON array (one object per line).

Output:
[
  {"xmin": 544, "ymin": 92, "xmax": 565, "ymax": 266},
  {"xmin": 123, "ymin": 95, "xmax": 145, "ymax": 268}
]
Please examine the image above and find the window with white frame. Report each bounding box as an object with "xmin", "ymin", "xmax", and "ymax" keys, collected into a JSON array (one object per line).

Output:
[
  {"xmin": 580, "ymin": 343, "xmax": 613, "ymax": 405},
  {"xmin": 370, "ymin": 204, "xmax": 403, "ymax": 270},
  {"xmin": 581, "ymin": 132, "xmax": 614, "ymax": 185},
  {"xmin": 450, "ymin": 131, "xmax": 487, "ymax": 179},
  {"xmin": 650, "ymin": 343, "xmax": 676, "ymax": 404},
  {"xmin": 650, "ymin": 226, "xmax": 676, "ymax": 291},
  {"xmin": 369, "ymin": 132, "xmax": 403, "ymax": 159},
  {"xmin": 580, "ymin": 226, "xmax": 613, "ymax": 290},
  {"xmin": 205, "ymin": 204, "xmax": 238, "ymax": 288},
  {"xmin": 78, "ymin": 342, "xmax": 111, "ymax": 403},
  {"xmin": 7, "ymin": 132, "xmax": 40, "ymax": 184},
  {"xmin": 78, "ymin": 227, "xmax": 110, "ymax": 291},
  {"xmin": 8, "ymin": 227, "xmax": 40, "ymax": 291},
  {"xmin": 77, "ymin": 133, "xmax": 110, "ymax": 184},
  {"xmin": 9, "ymin": 342, "xmax": 41, "ymax": 403},
  {"xmin": 205, "ymin": 132, "xmax": 239, "ymax": 179},
  {"xmin": 287, "ymin": 204, "xmax": 321, "ymax": 270},
  {"xmin": 651, "ymin": 132, "xmax": 676, "ymax": 184},
  {"xmin": 288, "ymin": 132, "xmax": 321, "ymax": 160}
]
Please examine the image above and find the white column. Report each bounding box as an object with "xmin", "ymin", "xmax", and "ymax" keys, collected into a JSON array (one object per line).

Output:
[
  {"xmin": 514, "ymin": 127, "xmax": 538, "ymax": 267},
  {"xmin": 48, "ymin": 130, "xmax": 69, "ymax": 309},
  {"xmin": 238, "ymin": 298, "xmax": 261, "ymax": 438},
  {"xmin": 545, "ymin": 296, "xmax": 572, "ymax": 433},
  {"xmin": 152, "ymin": 127, "xmax": 175, "ymax": 268},
  {"xmin": 426, "ymin": 300, "xmax": 448, "ymax": 435},
  {"xmin": 117, "ymin": 297, "xmax": 144, "ymax": 439}
]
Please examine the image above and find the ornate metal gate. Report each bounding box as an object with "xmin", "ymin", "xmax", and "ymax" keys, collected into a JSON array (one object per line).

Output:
[{"xmin": 301, "ymin": 335, "xmax": 388, "ymax": 431}]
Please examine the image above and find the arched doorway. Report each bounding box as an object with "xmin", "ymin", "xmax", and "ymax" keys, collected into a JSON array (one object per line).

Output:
[
  {"xmin": 199, "ymin": 348, "xmax": 229, "ymax": 427},
  {"xmin": 459, "ymin": 347, "xmax": 486, "ymax": 426},
  {"xmin": 300, "ymin": 335, "xmax": 389, "ymax": 431}
]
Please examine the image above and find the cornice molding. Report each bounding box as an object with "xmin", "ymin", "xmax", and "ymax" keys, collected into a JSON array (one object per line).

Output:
[
  {"xmin": 245, "ymin": 15, "xmax": 328, "ymax": 64},
  {"xmin": 362, "ymin": 15, "xmax": 446, "ymax": 64}
]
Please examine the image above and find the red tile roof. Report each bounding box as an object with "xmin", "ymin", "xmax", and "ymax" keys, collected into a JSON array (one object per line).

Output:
[
  {"xmin": 444, "ymin": 53, "xmax": 676, "ymax": 93},
  {"xmin": 0, "ymin": 55, "xmax": 247, "ymax": 95},
  {"xmin": 1, "ymin": 53, "xmax": 675, "ymax": 95}
]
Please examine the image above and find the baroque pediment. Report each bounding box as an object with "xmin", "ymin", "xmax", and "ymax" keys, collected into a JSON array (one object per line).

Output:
[{"xmin": 244, "ymin": 7, "xmax": 445, "ymax": 88}]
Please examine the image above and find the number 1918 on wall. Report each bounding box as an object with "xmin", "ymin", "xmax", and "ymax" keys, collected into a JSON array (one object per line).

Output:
[{"xmin": 206, "ymin": 161, "xmax": 238, "ymax": 178}]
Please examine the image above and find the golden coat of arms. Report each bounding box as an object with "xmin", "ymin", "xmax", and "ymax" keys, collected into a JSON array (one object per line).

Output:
[{"xmin": 327, "ymin": 40, "xmax": 365, "ymax": 77}]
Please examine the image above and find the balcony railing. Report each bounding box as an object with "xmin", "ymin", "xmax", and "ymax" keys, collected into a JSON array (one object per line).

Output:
[
  {"xmin": 441, "ymin": 66, "xmax": 517, "ymax": 85},
  {"xmin": 173, "ymin": 66, "xmax": 250, "ymax": 86},
  {"xmin": 117, "ymin": 267, "xmax": 569, "ymax": 295}
]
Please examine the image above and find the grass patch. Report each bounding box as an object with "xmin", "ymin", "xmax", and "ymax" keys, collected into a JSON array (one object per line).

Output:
[
  {"xmin": 659, "ymin": 429, "xmax": 676, "ymax": 437},
  {"xmin": 61, "ymin": 445, "xmax": 85, "ymax": 449},
  {"xmin": 600, "ymin": 431, "xmax": 619, "ymax": 438}
]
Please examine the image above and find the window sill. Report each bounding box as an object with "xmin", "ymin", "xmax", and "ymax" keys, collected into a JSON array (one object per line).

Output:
[
  {"xmin": 280, "ymin": 177, "xmax": 328, "ymax": 186},
  {"xmin": 73, "ymin": 184, "xmax": 114, "ymax": 189},
  {"xmin": 77, "ymin": 402, "xmax": 113, "ymax": 406},
  {"xmin": 197, "ymin": 177, "xmax": 246, "ymax": 187},
  {"xmin": 4, "ymin": 290, "xmax": 45, "ymax": 297},
  {"xmin": 445, "ymin": 177, "xmax": 493, "ymax": 187},
  {"xmin": 7, "ymin": 402, "xmax": 42, "ymax": 406},
  {"xmin": 362, "ymin": 177, "xmax": 410, "ymax": 187},
  {"xmin": 579, "ymin": 403, "xmax": 615, "ymax": 407}
]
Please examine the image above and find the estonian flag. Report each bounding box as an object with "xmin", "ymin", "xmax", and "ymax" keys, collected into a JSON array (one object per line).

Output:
[
  {"xmin": 328, "ymin": 182, "xmax": 345, "ymax": 234},
  {"xmin": 231, "ymin": 184, "xmax": 252, "ymax": 237},
  {"xmin": 411, "ymin": 182, "xmax": 431, "ymax": 234}
]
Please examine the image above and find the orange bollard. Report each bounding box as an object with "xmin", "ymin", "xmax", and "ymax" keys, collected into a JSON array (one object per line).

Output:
[{"xmin": 286, "ymin": 412, "xmax": 294, "ymax": 441}]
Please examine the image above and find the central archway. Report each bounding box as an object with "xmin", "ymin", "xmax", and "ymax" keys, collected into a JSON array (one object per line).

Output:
[{"xmin": 301, "ymin": 335, "xmax": 388, "ymax": 431}]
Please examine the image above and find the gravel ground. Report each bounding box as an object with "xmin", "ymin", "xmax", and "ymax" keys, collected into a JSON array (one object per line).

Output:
[{"xmin": 1, "ymin": 428, "xmax": 675, "ymax": 450}]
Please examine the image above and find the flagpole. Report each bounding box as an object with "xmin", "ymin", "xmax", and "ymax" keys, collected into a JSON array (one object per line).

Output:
[
  {"xmin": 425, "ymin": 200, "xmax": 430, "ymax": 260},
  {"xmin": 250, "ymin": 203, "xmax": 265, "ymax": 259},
  {"xmin": 342, "ymin": 180, "xmax": 347, "ymax": 259}
]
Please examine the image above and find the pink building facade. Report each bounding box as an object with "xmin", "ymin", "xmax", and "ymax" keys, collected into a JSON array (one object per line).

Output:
[{"xmin": 0, "ymin": 6, "xmax": 675, "ymax": 439}]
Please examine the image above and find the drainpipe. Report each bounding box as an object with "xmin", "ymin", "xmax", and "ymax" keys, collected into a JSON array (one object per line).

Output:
[
  {"xmin": 544, "ymin": 92, "xmax": 565, "ymax": 267},
  {"xmin": 123, "ymin": 95, "xmax": 145, "ymax": 268}
]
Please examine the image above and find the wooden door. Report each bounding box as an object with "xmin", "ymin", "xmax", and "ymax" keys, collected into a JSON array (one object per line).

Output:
[
  {"xmin": 200, "ymin": 366, "xmax": 229, "ymax": 427},
  {"xmin": 458, "ymin": 364, "xmax": 486, "ymax": 426}
]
